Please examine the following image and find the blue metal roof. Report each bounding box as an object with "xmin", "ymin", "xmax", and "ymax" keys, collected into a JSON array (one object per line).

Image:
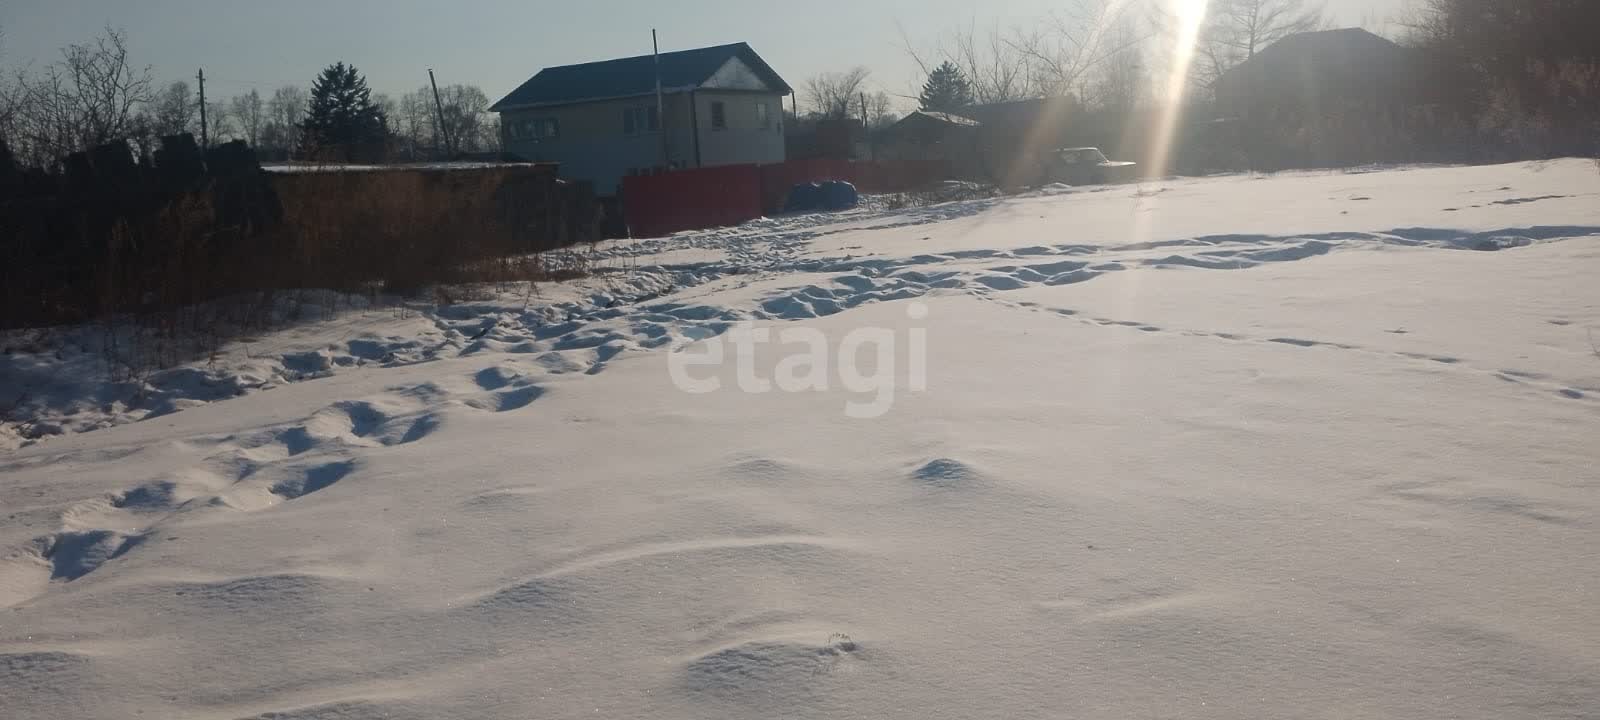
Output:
[{"xmin": 490, "ymin": 42, "xmax": 792, "ymax": 112}]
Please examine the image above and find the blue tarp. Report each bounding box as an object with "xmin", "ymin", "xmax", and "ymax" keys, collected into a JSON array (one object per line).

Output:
[
  {"xmin": 820, "ymin": 180, "xmax": 859, "ymax": 210},
  {"xmin": 784, "ymin": 181, "xmax": 857, "ymax": 213}
]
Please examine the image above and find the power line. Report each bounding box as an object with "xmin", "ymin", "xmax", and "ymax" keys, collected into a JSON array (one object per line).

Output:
[{"xmin": 203, "ymin": 77, "xmax": 278, "ymax": 89}]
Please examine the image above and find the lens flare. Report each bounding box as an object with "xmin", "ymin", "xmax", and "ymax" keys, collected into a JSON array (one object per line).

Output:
[
  {"xmin": 1106, "ymin": 0, "xmax": 1210, "ymax": 382},
  {"xmin": 1149, "ymin": 0, "xmax": 1210, "ymax": 178}
]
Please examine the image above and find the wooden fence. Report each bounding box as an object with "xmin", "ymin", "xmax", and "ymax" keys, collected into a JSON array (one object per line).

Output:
[{"xmin": 1, "ymin": 136, "xmax": 600, "ymax": 329}]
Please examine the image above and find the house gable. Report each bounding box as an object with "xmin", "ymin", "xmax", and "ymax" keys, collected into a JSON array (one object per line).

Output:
[{"xmin": 701, "ymin": 57, "xmax": 772, "ymax": 92}]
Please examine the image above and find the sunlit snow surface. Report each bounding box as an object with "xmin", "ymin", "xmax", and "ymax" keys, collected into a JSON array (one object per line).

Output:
[{"xmin": 3, "ymin": 161, "xmax": 1598, "ymax": 719}]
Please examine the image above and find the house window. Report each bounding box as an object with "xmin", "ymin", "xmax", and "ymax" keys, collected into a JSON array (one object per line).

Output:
[
  {"xmin": 514, "ymin": 118, "xmax": 559, "ymax": 140},
  {"xmin": 624, "ymin": 106, "xmax": 660, "ymax": 135},
  {"xmin": 756, "ymin": 102, "xmax": 770, "ymax": 130},
  {"xmin": 710, "ymin": 101, "xmax": 727, "ymax": 130}
]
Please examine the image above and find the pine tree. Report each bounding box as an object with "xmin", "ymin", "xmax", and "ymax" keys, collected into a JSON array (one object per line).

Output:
[
  {"xmin": 919, "ymin": 62, "xmax": 975, "ymax": 113},
  {"xmin": 300, "ymin": 62, "xmax": 388, "ymax": 159}
]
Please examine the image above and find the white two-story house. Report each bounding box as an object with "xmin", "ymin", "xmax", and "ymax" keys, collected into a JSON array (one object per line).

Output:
[{"xmin": 490, "ymin": 42, "xmax": 792, "ymax": 196}]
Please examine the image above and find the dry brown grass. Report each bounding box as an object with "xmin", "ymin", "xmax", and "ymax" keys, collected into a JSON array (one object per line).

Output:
[
  {"xmin": 271, "ymin": 165, "xmax": 596, "ymax": 295},
  {"xmin": 4, "ymin": 161, "xmax": 600, "ymax": 385}
]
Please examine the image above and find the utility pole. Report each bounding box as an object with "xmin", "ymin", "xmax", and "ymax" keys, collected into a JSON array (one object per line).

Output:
[
  {"xmin": 197, "ymin": 68, "xmax": 209, "ymax": 149},
  {"xmin": 429, "ymin": 69, "xmax": 452, "ymax": 159},
  {"xmin": 860, "ymin": 91, "xmax": 870, "ymax": 160},
  {"xmin": 653, "ymin": 29, "xmax": 667, "ymax": 169}
]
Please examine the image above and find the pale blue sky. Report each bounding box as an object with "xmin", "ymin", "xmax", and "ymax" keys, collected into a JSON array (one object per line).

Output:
[{"xmin": 1, "ymin": 0, "xmax": 1409, "ymax": 105}]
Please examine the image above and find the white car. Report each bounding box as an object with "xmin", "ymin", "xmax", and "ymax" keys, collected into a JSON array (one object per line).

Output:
[{"xmin": 1047, "ymin": 147, "xmax": 1139, "ymax": 185}]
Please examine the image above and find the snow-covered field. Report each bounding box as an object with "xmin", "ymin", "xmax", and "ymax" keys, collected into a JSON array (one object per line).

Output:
[{"xmin": 3, "ymin": 161, "xmax": 1598, "ymax": 719}]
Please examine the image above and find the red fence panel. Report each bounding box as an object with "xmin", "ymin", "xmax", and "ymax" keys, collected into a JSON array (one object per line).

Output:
[
  {"xmin": 621, "ymin": 159, "xmax": 954, "ymax": 237},
  {"xmin": 621, "ymin": 164, "xmax": 763, "ymax": 237},
  {"xmin": 849, "ymin": 159, "xmax": 949, "ymax": 194}
]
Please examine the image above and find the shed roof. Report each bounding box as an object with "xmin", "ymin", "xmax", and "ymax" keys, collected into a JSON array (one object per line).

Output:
[{"xmin": 908, "ymin": 111, "xmax": 981, "ymax": 126}]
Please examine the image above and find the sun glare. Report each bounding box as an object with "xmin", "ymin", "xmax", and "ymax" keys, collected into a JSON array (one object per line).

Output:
[
  {"xmin": 1150, "ymin": 0, "xmax": 1210, "ymax": 178},
  {"xmin": 1109, "ymin": 0, "xmax": 1210, "ymax": 362}
]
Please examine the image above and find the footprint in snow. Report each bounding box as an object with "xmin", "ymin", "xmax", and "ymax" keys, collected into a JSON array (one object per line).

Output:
[{"xmin": 684, "ymin": 634, "xmax": 861, "ymax": 694}]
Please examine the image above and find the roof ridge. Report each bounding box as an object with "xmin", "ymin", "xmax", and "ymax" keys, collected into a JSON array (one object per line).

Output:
[
  {"xmin": 540, "ymin": 42, "xmax": 750, "ymax": 72},
  {"xmin": 489, "ymin": 42, "xmax": 788, "ymax": 112}
]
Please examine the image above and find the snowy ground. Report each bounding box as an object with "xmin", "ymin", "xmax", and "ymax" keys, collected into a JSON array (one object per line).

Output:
[{"xmin": 3, "ymin": 161, "xmax": 1598, "ymax": 719}]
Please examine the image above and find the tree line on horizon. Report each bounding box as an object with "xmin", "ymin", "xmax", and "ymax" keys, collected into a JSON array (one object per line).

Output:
[
  {"xmin": 4, "ymin": 0, "xmax": 1594, "ymax": 171},
  {"xmin": 0, "ymin": 26, "xmax": 503, "ymax": 168},
  {"xmin": 792, "ymin": 0, "xmax": 1332, "ymax": 133},
  {"xmin": 801, "ymin": 0, "xmax": 1594, "ymax": 163}
]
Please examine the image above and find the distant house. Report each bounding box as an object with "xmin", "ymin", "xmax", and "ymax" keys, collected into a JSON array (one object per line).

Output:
[
  {"xmin": 930, "ymin": 97, "xmax": 1101, "ymax": 185},
  {"xmin": 956, "ymin": 96, "xmax": 1084, "ymax": 144},
  {"xmin": 880, "ymin": 111, "xmax": 980, "ymax": 152},
  {"xmin": 785, "ymin": 117, "xmax": 866, "ymax": 161},
  {"xmin": 1214, "ymin": 28, "xmax": 1419, "ymax": 120},
  {"xmin": 878, "ymin": 111, "xmax": 982, "ymax": 175},
  {"xmin": 491, "ymin": 43, "xmax": 793, "ymax": 195}
]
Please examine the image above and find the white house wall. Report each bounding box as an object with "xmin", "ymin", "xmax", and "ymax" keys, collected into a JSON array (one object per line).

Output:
[
  {"xmin": 693, "ymin": 91, "xmax": 786, "ymax": 168},
  {"xmin": 499, "ymin": 89, "xmax": 787, "ymax": 195},
  {"xmin": 501, "ymin": 95, "xmax": 696, "ymax": 195}
]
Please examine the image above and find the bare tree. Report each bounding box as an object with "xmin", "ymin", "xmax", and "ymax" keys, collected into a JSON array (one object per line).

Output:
[
  {"xmin": 56, "ymin": 27, "xmax": 152, "ymax": 146},
  {"xmin": 229, "ymin": 89, "xmax": 264, "ymax": 146},
  {"xmin": 804, "ymin": 67, "xmax": 871, "ymax": 119},
  {"xmin": 260, "ymin": 85, "xmax": 307, "ymax": 157},
  {"xmin": 389, "ymin": 84, "xmax": 492, "ymax": 159},
  {"xmin": 863, "ymin": 90, "xmax": 900, "ymax": 130},
  {"xmin": 3, "ymin": 26, "xmax": 153, "ymax": 165},
  {"xmin": 1082, "ymin": 12, "xmax": 1150, "ymax": 110},
  {"xmin": 205, "ymin": 99, "xmax": 234, "ymax": 144},
  {"xmin": 394, "ymin": 88, "xmax": 434, "ymax": 159},
  {"xmin": 1194, "ymin": 0, "xmax": 1327, "ymax": 91},
  {"xmin": 958, "ymin": 22, "xmax": 1042, "ymax": 103},
  {"xmin": 1402, "ymin": 0, "xmax": 1599, "ymax": 158},
  {"xmin": 436, "ymin": 84, "xmax": 491, "ymax": 154},
  {"xmin": 0, "ymin": 26, "xmax": 16, "ymax": 142},
  {"xmin": 901, "ymin": 20, "xmax": 1039, "ymax": 105},
  {"xmin": 1011, "ymin": 0, "xmax": 1152, "ymax": 99},
  {"xmin": 900, "ymin": 1, "xmax": 1152, "ymax": 107},
  {"xmin": 148, "ymin": 81, "xmax": 195, "ymax": 135},
  {"xmin": 373, "ymin": 92, "xmax": 399, "ymax": 142},
  {"xmin": 267, "ymin": 85, "xmax": 307, "ymax": 130}
]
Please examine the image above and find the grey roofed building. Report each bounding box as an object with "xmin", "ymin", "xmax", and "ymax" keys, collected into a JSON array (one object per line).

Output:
[
  {"xmin": 902, "ymin": 111, "xmax": 980, "ymax": 127},
  {"xmin": 876, "ymin": 110, "xmax": 985, "ymax": 179},
  {"xmin": 1214, "ymin": 28, "xmax": 1419, "ymax": 119},
  {"xmin": 491, "ymin": 43, "xmax": 792, "ymax": 111},
  {"xmin": 878, "ymin": 111, "xmax": 981, "ymax": 153},
  {"xmin": 491, "ymin": 43, "xmax": 794, "ymax": 196}
]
